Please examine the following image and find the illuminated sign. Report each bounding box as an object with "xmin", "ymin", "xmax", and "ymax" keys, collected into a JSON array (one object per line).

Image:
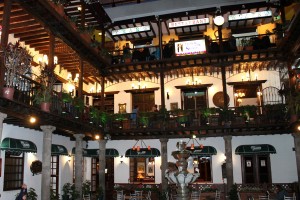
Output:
[
  {"xmin": 169, "ymin": 18, "xmax": 209, "ymax": 28},
  {"xmin": 175, "ymin": 39, "xmax": 206, "ymax": 56},
  {"xmin": 112, "ymin": 25, "xmax": 150, "ymax": 36},
  {"xmin": 228, "ymin": 10, "xmax": 272, "ymax": 21}
]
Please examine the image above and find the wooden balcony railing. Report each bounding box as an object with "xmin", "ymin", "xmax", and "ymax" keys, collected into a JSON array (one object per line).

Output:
[{"xmin": 2, "ymin": 73, "xmax": 290, "ymax": 137}]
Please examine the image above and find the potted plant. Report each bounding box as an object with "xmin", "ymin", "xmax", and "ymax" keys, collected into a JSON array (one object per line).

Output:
[
  {"xmin": 82, "ymin": 180, "xmax": 91, "ymax": 199},
  {"xmin": 96, "ymin": 186, "xmax": 104, "ymax": 200},
  {"xmin": 1, "ymin": 41, "xmax": 32, "ymax": 100},
  {"xmin": 33, "ymin": 66, "xmax": 56, "ymax": 112},
  {"xmin": 27, "ymin": 187, "xmax": 38, "ymax": 200},
  {"xmin": 62, "ymin": 183, "xmax": 79, "ymax": 200},
  {"xmin": 241, "ymin": 37, "xmax": 254, "ymax": 51},
  {"xmin": 286, "ymin": 91, "xmax": 300, "ymax": 122},
  {"xmin": 50, "ymin": 188, "xmax": 60, "ymax": 200},
  {"xmin": 72, "ymin": 96, "xmax": 85, "ymax": 118}
]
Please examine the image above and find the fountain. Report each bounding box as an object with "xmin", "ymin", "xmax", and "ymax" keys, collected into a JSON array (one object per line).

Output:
[{"xmin": 165, "ymin": 140, "xmax": 200, "ymax": 200}]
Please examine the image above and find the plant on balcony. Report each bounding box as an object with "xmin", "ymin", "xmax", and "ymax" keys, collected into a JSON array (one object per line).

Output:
[
  {"xmin": 1, "ymin": 41, "xmax": 32, "ymax": 99},
  {"xmin": 33, "ymin": 66, "xmax": 57, "ymax": 112},
  {"xmin": 50, "ymin": 188, "xmax": 59, "ymax": 200},
  {"xmin": 286, "ymin": 91, "xmax": 300, "ymax": 122}
]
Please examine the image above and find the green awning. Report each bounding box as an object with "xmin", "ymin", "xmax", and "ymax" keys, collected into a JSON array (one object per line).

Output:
[
  {"xmin": 72, "ymin": 148, "xmax": 119, "ymax": 157},
  {"xmin": 235, "ymin": 144, "xmax": 276, "ymax": 155},
  {"xmin": 125, "ymin": 148, "xmax": 160, "ymax": 158},
  {"xmin": 187, "ymin": 146, "xmax": 217, "ymax": 156},
  {"xmin": 1, "ymin": 137, "xmax": 37, "ymax": 154},
  {"xmin": 52, "ymin": 144, "xmax": 68, "ymax": 156}
]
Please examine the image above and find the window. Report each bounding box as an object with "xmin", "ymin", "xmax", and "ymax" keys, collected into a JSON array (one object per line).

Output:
[
  {"xmin": 193, "ymin": 156, "xmax": 212, "ymax": 182},
  {"xmin": 241, "ymin": 154, "xmax": 271, "ymax": 184},
  {"xmin": 129, "ymin": 158, "xmax": 155, "ymax": 183},
  {"xmin": 51, "ymin": 155, "xmax": 59, "ymax": 196},
  {"xmin": 3, "ymin": 152, "xmax": 24, "ymax": 191}
]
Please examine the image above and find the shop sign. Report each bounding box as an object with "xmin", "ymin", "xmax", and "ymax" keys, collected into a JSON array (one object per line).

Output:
[
  {"xmin": 112, "ymin": 25, "xmax": 150, "ymax": 36},
  {"xmin": 169, "ymin": 18, "xmax": 209, "ymax": 28},
  {"xmin": 228, "ymin": 10, "xmax": 272, "ymax": 21}
]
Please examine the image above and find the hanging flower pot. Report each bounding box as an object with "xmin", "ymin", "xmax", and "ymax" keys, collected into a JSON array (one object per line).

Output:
[
  {"xmin": 2, "ymin": 87, "xmax": 15, "ymax": 100},
  {"xmin": 40, "ymin": 102, "xmax": 51, "ymax": 112}
]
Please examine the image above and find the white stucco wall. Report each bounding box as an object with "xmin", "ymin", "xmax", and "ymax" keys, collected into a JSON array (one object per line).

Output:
[
  {"xmin": 103, "ymin": 69, "xmax": 281, "ymax": 113},
  {"xmin": 0, "ymin": 124, "xmax": 74, "ymax": 200},
  {"xmin": 86, "ymin": 134, "xmax": 297, "ymax": 186}
]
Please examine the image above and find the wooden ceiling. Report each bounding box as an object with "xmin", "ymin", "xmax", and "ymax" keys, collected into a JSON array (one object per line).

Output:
[{"xmin": 0, "ymin": 0, "xmax": 297, "ymax": 87}]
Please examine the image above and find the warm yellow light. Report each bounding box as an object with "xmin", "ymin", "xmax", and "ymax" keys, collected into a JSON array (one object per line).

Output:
[
  {"xmin": 95, "ymin": 135, "xmax": 100, "ymax": 140},
  {"xmin": 192, "ymin": 135, "xmax": 196, "ymax": 139},
  {"xmin": 77, "ymin": 6, "xmax": 82, "ymax": 11},
  {"xmin": 297, "ymin": 126, "xmax": 300, "ymax": 131},
  {"xmin": 29, "ymin": 116, "xmax": 36, "ymax": 123}
]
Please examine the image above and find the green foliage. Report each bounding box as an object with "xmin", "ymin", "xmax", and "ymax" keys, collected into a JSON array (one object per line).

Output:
[
  {"xmin": 16, "ymin": 188, "xmax": 38, "ymax": 200},
  {"xmin": 228, "ymin": 184, "xmax": 239, "ymax": 200},
  {"xmin": 33, "ymin": 67, "xmax": 56, "ymax": 104},
  {"xmin": 2, "ymin": 41, "xmax": 32, "ymax": 87},
  {"xmin": 50, "ymin": 188, "xmax": 60, "ymax": 200},
  {"xmin": 82, "ymin": 180, "xmax": 91, "ymax": 196},
  {"xmin": 286, "ymin": 92, "xmax": 300, "ymax": 115},
  {"xmin": 72, "ymin": 96, "xmax": 85, "ymax": 112},
  {"xmin": 61, "ymin": 91, "xmax": 73, "ymax": 103},
  {"xmin": 200, "ymin": 107, "xmax": 217, "ymax": 119},
  {"xmin": 236, "ymin": 105, "xmax": 257, "ymax": 118},
  {"xmin": 62, "ymin": 183, "xmax": 79, "ymax": 200},
  {"xmin": 96, "ymin": 186, "xmax": 104, "ymax": 199},
  {"xmin": 201, "ymin": 186, "xmax": 217, "ymax": 193}
]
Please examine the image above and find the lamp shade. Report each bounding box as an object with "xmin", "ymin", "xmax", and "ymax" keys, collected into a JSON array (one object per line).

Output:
[{"xmin": 214, "ymin": 16, "xmax": 225, "ymax": 26}]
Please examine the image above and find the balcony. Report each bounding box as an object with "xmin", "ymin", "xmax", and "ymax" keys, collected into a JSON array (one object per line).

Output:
[{"xmin": 0, "ymin": 72, "xmax": 291, "ymax": 140}]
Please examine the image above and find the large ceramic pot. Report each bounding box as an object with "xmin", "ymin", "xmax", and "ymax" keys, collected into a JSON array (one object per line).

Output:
[
  {"xmin": 2, "ymin": 87, "xmax": 15, "ymax": 100},
  {"xmin": 40, "ymin": 102, "xmax": 51, "ymax": 112}
]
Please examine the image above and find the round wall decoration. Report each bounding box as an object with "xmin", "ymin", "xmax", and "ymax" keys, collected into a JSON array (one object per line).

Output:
[
  {"xmin": 213, "ymin": 92, "xmax": 230, "ymax": 108},
  {"xmin": 30, "ymin": 160, "xmax": 42, "ymax": 176}
]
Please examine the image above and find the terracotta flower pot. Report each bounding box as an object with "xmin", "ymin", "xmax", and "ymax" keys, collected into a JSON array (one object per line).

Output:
[
  {"xmin": 40, "ymin": 102, "xmax": 51, "ymax": 112},
  {"xmin": 2, "ymin": 87, "xmax": 15, "ymax": 100}
]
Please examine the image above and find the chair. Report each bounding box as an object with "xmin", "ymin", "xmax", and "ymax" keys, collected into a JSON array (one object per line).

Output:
[
  {"xmin": 258, "ymin": 195, "xmax": 269, "ymax": 200},
  {"xmin": 145, "ymin": 190, "xmax": 151, "ymax": 200},
  {"xmin": 191, "ymin": 191, "xmax": 201, "ymax": 200},
  {"xmin": 215, "ymin": 190, "xmax": 221, "ymax": 200},
  {"xmin": 129, "ymin": 191, "xmax": 143, "ymax": 200},
  {"xmin": 284, "ymin": 193, "xmax": 296, "ymax": 200},
  {"xmin": 116, "ymin": 190, "xmax": 125, "ymax": 200}
]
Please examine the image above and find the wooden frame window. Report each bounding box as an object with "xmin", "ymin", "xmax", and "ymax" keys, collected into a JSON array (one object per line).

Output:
[
  {"xmin": 51, "ymin": 155, "xmax": 59, "ymax": 196},
  {"xmin": 3, "ymin": 153, "xmax": 24, "ymax": 191},
  {"xmin": 129, "ymin": 157, "xmax": 155, "ymax": 183}
]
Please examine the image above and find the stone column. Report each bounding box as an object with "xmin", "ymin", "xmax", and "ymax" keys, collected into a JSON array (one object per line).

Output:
[
  {"xmin": 160, "ymin": 138, "xmax": 169, "ymax": 191},
  {"xmin": 40, "ymin": 125, "xmax": 56, "ymax": 200},
  {"xmin": 0, "ymin": 112, "xmax": 7, "ymax": 148},
  {"xmin": 98, "ymin": 139, "xmax": 107, "ymax": 199},
  {"xmin": 293, "ymin": 133, "xmax": 300, "ymax": 192},
  {"xmin": 223, "ymin": 135, "xmax": 234, "ymax": 192},
  {"xmin": 74, "ymin": 134, "xmax": 84, "ymax": 200}
]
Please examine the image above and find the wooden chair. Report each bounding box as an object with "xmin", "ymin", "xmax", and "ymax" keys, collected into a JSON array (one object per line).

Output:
[
  {"xmin": 258, "ymin": 195, "xmax": 269, "ymax": 200},
  {"xmin": 215, "ymin": 190, "xmax": 221, "ymax": 200},
  {"xmin": 191, "ymin": 191, "xmax": 201, "ymax": 200}
]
